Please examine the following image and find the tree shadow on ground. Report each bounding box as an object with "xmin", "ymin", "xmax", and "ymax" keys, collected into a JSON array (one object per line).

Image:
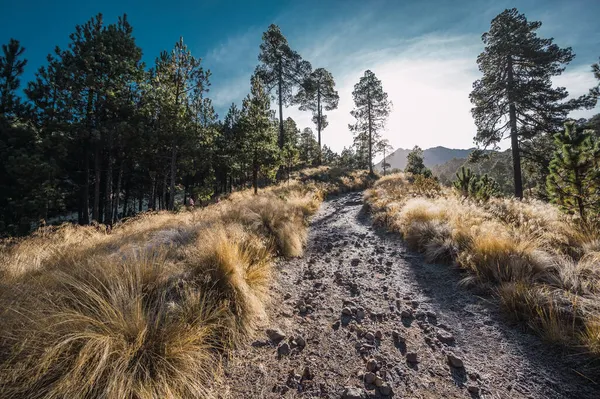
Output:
[{"xmin": 355, "ymin": 204, "xmax": 600, "ymax": 399}]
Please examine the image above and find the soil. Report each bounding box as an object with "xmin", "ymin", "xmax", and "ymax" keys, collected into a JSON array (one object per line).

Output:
[{"xmin": 219, "ymin": 192, "xmax": 599, "ymax": 398}]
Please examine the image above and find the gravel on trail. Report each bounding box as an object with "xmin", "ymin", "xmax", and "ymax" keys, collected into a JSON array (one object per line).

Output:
[{"xmin": 219, "ymin": 192, "xmax": 599, "ymax": 398}]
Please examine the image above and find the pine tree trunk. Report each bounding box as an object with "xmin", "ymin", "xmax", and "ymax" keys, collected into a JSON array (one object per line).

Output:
[
  {"xmin": 278, "ymin": 60, "xmax": 284, "ymax": 149},
  {"xmin": 123, "ymin": 177, "xmax": 130, "ymax": 217},
  {"xmin": 113, "ymin": 162, "xmax": 123, "ymax": 222},
  {"xmin": 253, "ymin": 149, "xmax": 258, "ymax": 195},
  {"xmin": 317, "ymin": 89, "xmax": 322, "ymax": 165},
  {"xmin": 162, "ymin": 172, "xmax": 167, "ymax": 210},
  {"xmin": 367, "ymin": 92, "xmax": 373, "ymax": 175},
  {"xmin": 104, "ymin": 137, "xmax": 113, "ymax": 225},
  {"xmin": 80, "ymin": 143, "xmax": 90, "ymax": 225},
  {"xmin": 93, "ymin": 143, "xmax": 101, "ymax": 221},
  {"xmin": 507, "ymin": 56, "xmax": 523, "ymax": 199},
  {"xmin": 169, "ymin": 145, "xmax": 177, "ymax": 210}
]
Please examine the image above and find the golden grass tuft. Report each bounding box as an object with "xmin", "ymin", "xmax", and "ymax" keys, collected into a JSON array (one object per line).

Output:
[
  {"xmin": 366, "ymin": 172, "xmax": 600, "ymax": 356},
  {"xmin": 0, "ymin": 167, "xmax": 373, "ymax": 397}
]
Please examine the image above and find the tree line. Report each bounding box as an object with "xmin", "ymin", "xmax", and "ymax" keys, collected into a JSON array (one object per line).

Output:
[{"xmin": 0, "ymin": 17, "xmax": 392, "ymax": 235}]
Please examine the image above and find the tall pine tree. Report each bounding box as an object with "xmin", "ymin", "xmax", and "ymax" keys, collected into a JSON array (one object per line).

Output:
[
  {"xmin": 470, "ymin": 8, "xmax": 594, "ymax": 199},
  {"xmin": 255, "ymin": 24, "xmax": 311, "ymax": 148},
  {"xmin": 349, "ymin": 70, "xmax": 391, "ymax": 174},
  {"xmin": 294, "ymin": 67, "xmax": 339, "ymax": 164},
  {"xmin": 240, "ymin": 75, "xmax": 279, "ymax": 194}
]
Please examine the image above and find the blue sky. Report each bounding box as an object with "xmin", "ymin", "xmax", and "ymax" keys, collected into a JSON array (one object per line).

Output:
[{"xmin": 1, "ymin": 0, "xmax": 599, "ymax": 153}]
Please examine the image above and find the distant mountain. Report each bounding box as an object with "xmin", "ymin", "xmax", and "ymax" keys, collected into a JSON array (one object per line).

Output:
[{"xmin": 375, "ymin": 146, "xmax": 474, "ymax": 171}]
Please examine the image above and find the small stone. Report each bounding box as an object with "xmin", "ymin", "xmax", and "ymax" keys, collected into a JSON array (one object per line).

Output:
[
  {"xmin": 406, "ymin": 352, "xmax": 418, "ymax": 363},
  {"xmin": 351, "ymin": 258, "xmax": 360, "ymax": 266},
  {"xmin": 379, "ymin": 384, "xmax": 393, "ymax": 396},
  {"xmin": 332, "ymin": 320, "xmax": 341, "ymax": 330},
  {"xmin": 364, "ymin": 332, "xmax": 375, "ymax": 342},
  {"xmin": 411, "ymin": 300, "xmax": 420, "ymax": 308},
  {"xmin": 366, "ymin": 358, "xmax": 378, "ymax": 371},
  {"xmin": 342, "ymin": 307, "xmax": 353, "ymax": 316},
  {"xmin": 277, "ymin": 342, "xmax": 291, "ymax": 356},
  {"xmin": 266, "ymin": 328, "xmax": 285, "ymax": 343},
  {"xmin": 395, "ymin": 292, "xmax": 401, "ymax": 298},
  {"xmin": 426, "ymin": 310, "xmax": 437, "ymax": 319},
  {"xmin": 467, "ymin": 385, "xmax": 480, "ymax": 394},
  {"xmin": 374, "ymin": 376, "xmax": 384, "ymax": 387},
  {"xmin": 392, "ymin": 330, "xmax": 405, "ymax": 343},
  {"xmin": 401, "ymin": 309, "xmax": 413, "ymax": 318},
  {"xmin": 436, "ymin": 331, "xmax": 455, "ymax": 345},
  {"xmin": 356, "ymin": 307, "xmax": 366, "ymax": 319},
  {"xmin": 364, "ymin": 371, "xmax": 377, "ymax": 384},
  {"xmin": 415, "ymin": 310, "xmax": 426, "ymax": 319},
  {"xmin": 295, "ymin": 336, "xmax": 306, "ymax": 348},
  {"xmin": 375, "ymin": 330, "xmax": 383, "ymax": 340},
  {"xmin": 447, "ymin": 353, "xmax": 464, "ymax": 368},
  {"xmin": 302, "ymin": 366, "xmax": 313, "ymax": 381},
  {"xmin": 342, "ymin": 387, "xmax": 364, "ymax": 399}
]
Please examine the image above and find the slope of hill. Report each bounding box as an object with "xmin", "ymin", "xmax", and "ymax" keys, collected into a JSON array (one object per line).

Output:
[{"xmin": 375, "ymin": 146, "xmax": 474, "ymax": 171}]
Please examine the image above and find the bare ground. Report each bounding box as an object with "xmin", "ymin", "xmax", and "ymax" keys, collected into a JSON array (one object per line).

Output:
[{"xmin": 219, "ymin": 192, "xmax": 599, "ymax": 398}]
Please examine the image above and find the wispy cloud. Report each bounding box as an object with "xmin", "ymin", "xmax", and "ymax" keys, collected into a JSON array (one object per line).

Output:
[{"xmin": 205, "ymin": 2, "xmax": 600, "ymax": 154}]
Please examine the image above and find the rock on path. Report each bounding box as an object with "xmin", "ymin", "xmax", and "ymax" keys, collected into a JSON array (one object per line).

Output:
[{"xmin": 219, "ymin": 192, "xmax": 598, "ymax": 398}]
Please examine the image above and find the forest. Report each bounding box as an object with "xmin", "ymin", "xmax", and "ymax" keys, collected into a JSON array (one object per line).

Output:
[{"xmin": 0, "ymin": 16, "xmax": 386, "ymax": 236}]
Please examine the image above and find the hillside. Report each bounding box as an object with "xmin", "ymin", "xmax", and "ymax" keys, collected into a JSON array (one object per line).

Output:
[{"xmin": 375, "ymin": 146, "xmax": 474, "ymax": 171}]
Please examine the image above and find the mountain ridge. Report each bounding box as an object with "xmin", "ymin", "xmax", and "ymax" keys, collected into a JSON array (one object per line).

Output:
[{"xmin": 375, "ymin": 146, "xmax": 475, "ymax": 171}]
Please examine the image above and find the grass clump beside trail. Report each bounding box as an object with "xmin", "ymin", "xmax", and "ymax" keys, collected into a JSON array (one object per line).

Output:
[
  {"xmin": 0, "ymin": 168, "xmax": 372, "ymax": 399},
  {"xmin": 365, "ymin": 173, "xmax": 600, "ymax": 356}
]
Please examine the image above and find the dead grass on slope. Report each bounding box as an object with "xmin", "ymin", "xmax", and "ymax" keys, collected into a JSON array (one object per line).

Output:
[
  {"xmin": 0, "ymin": 169, "xmax": 372, "ymax": 398},
  {"xmin": 365, "ymin": 173, "xmax": 600, "ymax": 356}
]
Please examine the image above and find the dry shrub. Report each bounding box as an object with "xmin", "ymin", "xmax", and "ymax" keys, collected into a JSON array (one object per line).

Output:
[
  {"xmin": 0, "ymin": 166, "xmax": 370, "ymax": 397},
  {"xmin": 0, "ymin": 252, "xmax": 228, "ymax": 399},
  {"xmin": 366, "ymin": 171, "xmax": 600, "ymax": 355}
]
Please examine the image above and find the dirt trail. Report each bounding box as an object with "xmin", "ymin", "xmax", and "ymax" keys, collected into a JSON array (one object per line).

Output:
[{"xmin": 222, "ymin": 192, "xmax": 598, "ymax": 398}]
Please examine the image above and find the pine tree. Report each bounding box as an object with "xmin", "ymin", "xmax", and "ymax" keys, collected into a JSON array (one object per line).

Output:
[
  {"xmin": 156, "ymin": 37, "xmax": 209, "ymax": 210},
  {"xmin": 294, "ymin": 68, "xmax": 339, "ymax": 164},
  {"xmin": 546, "ymin": 121, "xmax": 600, "ymax": 221},
  {"xmin": 470, "ymin": 8, "xmax": 595, "ymax": 199},
  {"xmin": 376, "ymin": 139, "xmax": 393, "ymax": 175},
  {"xmin": 255, "ymin": 24, "xmax": 311, "ymax": 149},
  {"xmin": 0, "ymin": 39, "xmax": 27, "ymax": 118},
  {"xmin": 298, "ymin": 127, "xmax": 318, "ymax": 167},
  {"xmin": 240, "ymin": 75, "xmax": 279, "ymax": 194},
  {"xmin": 349, "ymin": 70, "xmax": 391, "ymax": 174},
  {"xmin": 281, "ymin": 117, "xmax": 300, "ymax": 180},
  {"xmin": 405, "ymin": 146, "xmax": 432, "ymax": 177}
]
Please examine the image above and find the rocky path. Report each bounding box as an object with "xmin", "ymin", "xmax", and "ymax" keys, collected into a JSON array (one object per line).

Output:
[{"xmin": 222, "ymin": 192, "xmax": 598, "ymax": 398}]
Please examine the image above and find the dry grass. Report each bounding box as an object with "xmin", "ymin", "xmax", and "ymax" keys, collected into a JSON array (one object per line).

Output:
[
  {"xmin": 0, "ymin": 168, "xmax": 371, "ymax": 398},
  {"xmin": 365, "ymin": 172, "xmax": 600, "ymax": 356}
]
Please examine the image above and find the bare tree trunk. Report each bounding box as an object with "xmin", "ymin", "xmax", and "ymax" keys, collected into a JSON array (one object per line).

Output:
[
  {"xmin": 317, "ymin": 89, "xmax": 322, "ymax": 165},
  {"xmin": 367, "ymin": 92, "xmax": 373, "ymax": 175},
  {"xmin": 80, "ymin": 143, "xmax": 90, "ymax": 225},
  {"xmin": 112, "ymin": 161, "xmax": 123, "ymax": 222},
  {"xmin": 507, "ymin": 56, "xmax": 523, "ymax": 199},
  {"xmin": 162, "ymin": 171, "xmax": 167, "ymax": 211},
  {"xmin": 169, "ymin": 145, "xmax": 177, "ymax": 210},
  {"xmin": 104, "ymin": 134, "xmax": 113, "ymax": 225},
  {"xmin": 93, "ymin": 143, "xmax": 101, "ymax": 222}
]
